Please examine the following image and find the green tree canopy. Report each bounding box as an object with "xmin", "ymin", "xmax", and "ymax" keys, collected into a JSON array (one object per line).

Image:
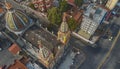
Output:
[
  {"xmin": 28, "ymin": 2, "xmax": 35, "ymax": 10},
  {"xmin": 47, "ymin": 7, "xmax": 62, "ymax": 26},
  {"xmin": 59, "ymin": 0, "xmax": 70, "ymax": 12},
  {"xmin": 68, "ymin": 17, "xmax": 77, "ymax": 31},
  {"xmin": 75, "ymin": 0, "xmax": 83, "ymax": 7}
]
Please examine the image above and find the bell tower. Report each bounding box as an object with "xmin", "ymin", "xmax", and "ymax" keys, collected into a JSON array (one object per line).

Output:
[{"xmin": 57, "ymin": 13, "xmax": 70, "ymax": 44}]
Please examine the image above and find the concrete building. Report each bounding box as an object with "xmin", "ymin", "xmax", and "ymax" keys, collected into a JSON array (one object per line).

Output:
[
  {"xmin": 7, "ymin": 44, "xmax": 27, "ymax": 69},
  {"xmin": 77, "ymin": 4, "xmax": 108, "ymax": 43},
  {"xmin": 0, "ymin": 42, "xmax": 27, "ymax": 69},
  {"xmin": 105, "ymin": 0, "xmax": 118, "ymax": 10},
  {"xmin": 8, "ymin": 60, "xmax": 27, "ymax": 69},
  {"xmin": 84, "ymin": 4, "xmax": 108, "ymax": 24},
  {"xmin": 32, "ymin": 0, "xmax": 53, "ymax": 12},
  {"xmin": 78, "ymin": 16, "xmax": 99, "ymax": 39},
  {"xmin": 0, "ymin": 6, "xmax": 5, "ymax": 17}
]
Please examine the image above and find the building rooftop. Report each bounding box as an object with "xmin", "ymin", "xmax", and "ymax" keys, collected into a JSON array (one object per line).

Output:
[
  {"xmin": 23, "ymin": 25, "xmax": 64, "ymax": 53},
  {"xmin": 26, "ymin": 61, "xmax": 43, "ymax": 69},
  {"xmin": 67, "ymin": 0, "xmax": 76, "ymax": 7},
  {"xmin": 5, "ymin": 9, "xmax": 30, "ymax": 32},
  {"xmin": 0, "ymin": 2, "xmax": 5, "ymax": 17},
  {"xmin": 0, "ymin": 50, "xmax": 21, "ymax": 67},
  {"xmin": 78, "ymin": 29, "xmax": 91, "ymax": 39},
  {"xmin": 8, "ymin": 60, "xmax": 27, "ymax": 69},
  {"xmin": 72, "ymin": 10, "xmax": 83, "ymax": 22},
  {"xmin": 64, "ymin": 10, "xmax": 83, "ymax": 23},
  {"xmin": 0, "ymin": 7, "xmax": 3, "ymax": 13},
  {"xmin": 0, "ymin": 36, "xmax": 21, "ymax": 68},
  {"xmin": 84, "ymin": 4, "xmax": 108, "ymax": 23},
  {"xmin": 8, "ymin": 43, "xmax": 21, "ymax": 55}
]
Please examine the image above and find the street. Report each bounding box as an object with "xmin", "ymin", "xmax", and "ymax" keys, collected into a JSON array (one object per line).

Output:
[
  {"xmin": 101, "ymin": 32, "xmax": 120, "ymax": 69},
  {"xmin": 69, "ymin": 36, "xmax": 111, "ymax": 69},
  {"xmin": 69, "ymin": 29, "xmax": 119, "ymax": 69},
  {"xmin": 97, "ymin": 31, "xmax": 120, "ymax": 69}
]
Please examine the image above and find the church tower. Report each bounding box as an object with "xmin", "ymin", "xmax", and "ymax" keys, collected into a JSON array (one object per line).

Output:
[{"xmin": 57, "ymin": 13, "xmax": 71, "ymax": 44}]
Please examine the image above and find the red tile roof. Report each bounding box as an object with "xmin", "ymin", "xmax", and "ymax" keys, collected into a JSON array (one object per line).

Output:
[
  {"xmin": 63, "ymin": 10, "xmax": 83, "ymax": 23},
  {"xmin": 8, "ymin": 43, "xmax": 21, "ymax": 55},
  {"xmin": 0, "ymin": 7, "xmax": 3, "ymax": 13},
  {"xmin": 73, "ymin": 10, "xmax": 83, "ymax": 22},
  {"xmin": 8, "ymin": 60, "xmax": 27, "ymax": 69},
  {"xmin": 67, "ymin": 0, "xmax": 77, "ymax": 8}
]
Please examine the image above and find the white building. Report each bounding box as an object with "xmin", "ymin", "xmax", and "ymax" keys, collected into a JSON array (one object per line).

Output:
[
  {"xmin": 78, "ymin": 16, "xmax": 99, "ymax": 40},
  {"xmin": 80, "ymin": 16, "xmax": 99, "ymax": 36},
  {"xmin": 77, "ymin": 4, "xmax": 108, "ymax": 43}
]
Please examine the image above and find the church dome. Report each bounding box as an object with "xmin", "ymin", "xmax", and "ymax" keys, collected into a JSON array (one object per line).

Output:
[
  {"xmin": 60, "ymin": 21, "xmax": 69, "ymax": 33},
  {"xmin": 5, "ymin": 9, "xmax": 30, "ymax": 32}
]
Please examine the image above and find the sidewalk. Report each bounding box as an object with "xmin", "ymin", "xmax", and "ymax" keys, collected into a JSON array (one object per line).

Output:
[{"xmin": 58, "ymin": 47, "xmax": 86, "ymax": 69}]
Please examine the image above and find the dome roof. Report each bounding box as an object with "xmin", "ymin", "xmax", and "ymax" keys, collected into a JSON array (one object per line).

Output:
[
  {"xmin": 5, "ymin": 9, "xmax": 30, "ymax": 31},
  {"xmin": 60, "ymin": 21, "xmax": 69, "ymax": 33}
]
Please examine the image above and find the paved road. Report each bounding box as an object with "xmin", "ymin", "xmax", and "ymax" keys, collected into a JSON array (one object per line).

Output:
[
  {"xmin": 114, "ymin": 17, "xmax": 120, "ymax": 26},
  {"xmin": 97, "ymin": 31, "xmax": 120, "ymax": 69},
  {"xmin": 101, "ymin": 32, "xmax": 120, "ymax": 69},
  {"xmin": 70, "ymin": 29, "xmax": 119, "ymax": 69},
  {"xmin": 69, "ymin": 36, "xmax": 111, "ymax": 69},
  {"xmin": 70, "ymin": 16, "xmax": 120, "ymax": 69}
]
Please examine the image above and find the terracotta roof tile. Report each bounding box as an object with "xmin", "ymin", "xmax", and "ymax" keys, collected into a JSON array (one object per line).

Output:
[
  {"xmin": 8, "ymin": 43, "xmax": 21, "ymax": 55},
  {"xmin": 73, "ymin": 11, "xmax": 83, "ymax": 22},
  {"xmin": 0, "ymin": 7, "xmax": 3, "ymax": 13},
  {"xmin": 8, "ymin": 60, "xmax": 27, "ymax": 69}
]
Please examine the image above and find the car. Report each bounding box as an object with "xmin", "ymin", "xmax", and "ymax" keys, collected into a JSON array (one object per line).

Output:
[
  {"xmin": 110, "ymin": 24, "xmax": 119, "ymax": 37},
  {"xmin": 0, "ymin": 47, "xmax": 2, "ymax": 51},
  {"xmin": 109, "ymin": 36, "xmax": 113, "ymax": 41}
]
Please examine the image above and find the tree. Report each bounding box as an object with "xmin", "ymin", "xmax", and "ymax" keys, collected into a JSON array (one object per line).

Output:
[
  {"xmin": 47, "ymin": 7, "xmax": 62, "ymax": 26},
  {"xmin": 59, "ymin": 0, "xmax": 70, "ymax": 12},
  {"xmin": 75, "ymin": 0, "xmax": 83, "ymax": 7},
  {"xmin": 68, "ymin": 18, "xmax": 77, "ymax": 31},
  {"xmin": 28, "ymin": 2, "xmax": 35, "ymax": 10}
]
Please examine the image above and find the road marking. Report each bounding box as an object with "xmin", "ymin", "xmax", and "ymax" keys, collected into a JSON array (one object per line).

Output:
[{"xmin": 97, "ymin": 31, "xmax": 120, "ymax": 69}]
